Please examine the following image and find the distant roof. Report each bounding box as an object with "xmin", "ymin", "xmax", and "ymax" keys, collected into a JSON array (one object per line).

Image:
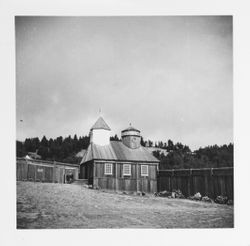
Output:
[
  {"xmin": 75, "ymin": 149, "xmax": 87, "ymax": 158},
  {"xmin": 121, "ymin": 126, "xmax": 140, "ymax": 133},
  {"xmin": 91, "ymin": 117, "xmax": 111, "ymax": 131},
  {"xmin": 27, "ymin": 152, "xmax": 41, "ymax": 159},
  {"xmin": 25, "ymin": 155, "xmax": 32, "ymax": 160},
  {"xmin": 80, "ymin": 141, "xmax": 159, "ymax": 164}
]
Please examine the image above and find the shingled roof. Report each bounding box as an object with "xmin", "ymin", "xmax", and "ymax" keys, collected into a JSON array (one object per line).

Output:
[
  {"xmin": 90, "ymin": 117, "xmax": 111, "ymax": 131},
  {"xmin": 80, "ymin": 141, "xmax": 159, "ymax": 164},
  {"xmin": 121, "ymin": 126, "xmax": 140, "ymax": 133}
]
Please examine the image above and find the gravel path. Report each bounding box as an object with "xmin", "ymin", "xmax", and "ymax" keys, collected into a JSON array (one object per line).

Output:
[{"xmin": 16, "ymin": 181, "xmax": 234, "ymax": 229}]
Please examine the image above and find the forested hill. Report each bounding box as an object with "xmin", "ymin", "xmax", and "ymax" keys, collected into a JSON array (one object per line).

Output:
[
  {"xmin": 16, "ymin": 135, "xmax": 233, "ymax": 169},
  {"xmin": 152, "ymin": 141, "xmax": 233, "ymax": 169},
  {"xmin": 16, "ymin": 135, "xmax": 90, "ymax": 164}
]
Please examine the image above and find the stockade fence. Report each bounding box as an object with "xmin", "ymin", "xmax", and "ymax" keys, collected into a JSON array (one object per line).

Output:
[
  {"xmin": 157, "ymin": 167, "xmax": 233, "ymax": 200},
  {"xmin": 16, "ymin": 158, "xmax": 79, "ymax": 183}
]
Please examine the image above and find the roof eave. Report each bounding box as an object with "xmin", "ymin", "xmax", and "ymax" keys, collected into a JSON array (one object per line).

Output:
[{"xmin": 90, "ymin": 158, "xmax": 159, "ymax": 164}]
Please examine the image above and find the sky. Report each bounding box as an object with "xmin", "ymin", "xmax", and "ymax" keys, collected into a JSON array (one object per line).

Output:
[{"xmin": 16, "ymin": 16, "xmax": 233, "ymax": 150}]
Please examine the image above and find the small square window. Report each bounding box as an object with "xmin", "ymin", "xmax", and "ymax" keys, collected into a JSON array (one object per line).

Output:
[
  {"xmin": 123, "ymin": 164, "xmax": 131, "ymax": 176},
  {"xmin": 141, "ymin": 165, "xmax": 148, "ymax": 176},
  {"xmin": 104, "ymin": 163, "xmax": 113, "ymax": 175}
]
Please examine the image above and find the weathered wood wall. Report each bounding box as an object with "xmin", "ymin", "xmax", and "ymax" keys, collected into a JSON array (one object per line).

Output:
[
  {"xmin": 79, "ymin": 161, "xmax": 93, "ymax": 184},
  {"xmin": 157, "ymin": 167, "xmax": 233, "ymax": 199},
  {"xmin": 93, "ymin": 161, "xmax": 158, "ymax": 193},
  {"xmin": 16, "ymin": 158, "xmax": 79, "ymax": 183}
]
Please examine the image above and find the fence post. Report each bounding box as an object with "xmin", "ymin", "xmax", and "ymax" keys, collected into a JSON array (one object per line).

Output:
[
  {"xmin": 187, "ymin": 169, "xmax": 192, "ymax": 197},
  {"xmin": 170, "ymin": 169, "xmax": 174, "ymax": 191},
  {"xmin": 25, "ymin": 158, "xmax": 28, "ymax": 181},
  {"xmin": 53, "ymin": 161, "xmax": 56, "ymax": 183},
  {"xmin": 34, "ymin": 164, "xmax": 37, "ymax": 182},
  {"xmin": 210, "ymin": 168, "xmax": 215, "ymax": 199},
  {"xmin": 204, "ymin": 170, "xmax": 209, "ymax": 196},
  {"xmin": 63, "ymin": 167, "xmax": 65, "ymax": 184}
]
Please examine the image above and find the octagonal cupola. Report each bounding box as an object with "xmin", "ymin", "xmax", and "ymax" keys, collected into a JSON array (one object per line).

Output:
[
  {"xmin": 121, "ymin": 124, "xmax": 141, "ymax": 149},
  {"xmin": 89, "ymin": 117, "xmax": 111, "ymax": 146}
]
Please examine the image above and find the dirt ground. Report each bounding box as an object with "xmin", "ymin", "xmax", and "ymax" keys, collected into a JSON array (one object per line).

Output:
[{"xmin": 16, "ymin": 181, "xmax": 233, "ymax": 229}]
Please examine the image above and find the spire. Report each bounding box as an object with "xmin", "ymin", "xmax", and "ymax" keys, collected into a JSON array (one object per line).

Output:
[
  {"xmin": 90, "ymin": 116, "xmax": 111, "ymax": 146},
  {"xmin": 90, "ymin": 116, "xmax": 111, "ymax": 131}
]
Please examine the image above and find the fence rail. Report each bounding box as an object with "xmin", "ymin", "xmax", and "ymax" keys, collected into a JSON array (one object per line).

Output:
[
  {"xmin": 157, "ymin": 167, "xmax": 233, "ymax": 199},
  {"xmin": 16, "ymin": 157, "xmax": 79, "ymax": 167}
]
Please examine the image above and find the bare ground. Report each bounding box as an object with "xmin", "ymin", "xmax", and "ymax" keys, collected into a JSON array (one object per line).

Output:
[{"xmin": 16, "ymin": 181, "xmax": 233, "ymax": 229}]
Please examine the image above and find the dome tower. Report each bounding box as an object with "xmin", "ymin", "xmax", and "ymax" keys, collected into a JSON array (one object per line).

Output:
[{"xmin": 121, "ymin": 124, "xmax": 141, "ymax": 149}]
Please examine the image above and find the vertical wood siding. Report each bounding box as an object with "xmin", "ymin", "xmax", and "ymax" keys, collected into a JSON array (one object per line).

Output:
[
  {"xmin": 93, "ymin": 161, "xmax": 157, "ymax": 193},
  {"xmin": 157, "ymin": 167, "xmax": 233, "ymax": 199},
  {"xmin": 16, "ymin": 158, "xmax": 79, "ymax": 184}
]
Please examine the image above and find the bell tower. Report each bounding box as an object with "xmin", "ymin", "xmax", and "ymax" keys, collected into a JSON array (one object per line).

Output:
[{"xmin": 89, "ymin": 117, "xmax": 111, "ymax": 146}]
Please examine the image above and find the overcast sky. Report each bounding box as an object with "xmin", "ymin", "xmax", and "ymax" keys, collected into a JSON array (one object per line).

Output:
[{"xmin": 16, "ymin": 16, "xmax": 233, "ymax": 150}]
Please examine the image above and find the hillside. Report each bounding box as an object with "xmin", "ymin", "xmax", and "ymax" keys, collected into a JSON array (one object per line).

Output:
[{"xmin": 16, "ymin": 135, "xmax": 233, "ymax": 169}]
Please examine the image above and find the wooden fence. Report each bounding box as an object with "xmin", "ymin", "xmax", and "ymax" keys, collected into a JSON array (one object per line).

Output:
[
  {"xmin": 16, "ymin": 158, "xmax": 79, "ymax": 183},
  {"xmin": 157, "ymin": 167, "xmax": 233, "ymax": 199}
]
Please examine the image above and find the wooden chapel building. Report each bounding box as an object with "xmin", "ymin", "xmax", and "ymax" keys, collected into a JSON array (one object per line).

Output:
[{"xmin": 80, "ymin": 117, "xmax": 159, "ymax": 193}]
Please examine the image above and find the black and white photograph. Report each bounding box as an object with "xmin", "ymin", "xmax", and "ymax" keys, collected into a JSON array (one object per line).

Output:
[
  {"xmin": 15, "ymin": 15, "xmax": 234, "ymax": 229},
  {"xmin": 1, "ymin": 0, "xmax": 250, "ymax": 245}
]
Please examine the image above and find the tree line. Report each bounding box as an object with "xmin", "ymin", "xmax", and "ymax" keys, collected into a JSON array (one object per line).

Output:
[
  {"xmin": 16, "ymin": 135, "xmax": 233, "ymax": 168},
  {"xmin": 16, "ymin": 135, "xmax": 90, "ymax": 163},
  {"xmin": 152, "ymin": 140, "xmax": 233, "ymax": 169}
]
